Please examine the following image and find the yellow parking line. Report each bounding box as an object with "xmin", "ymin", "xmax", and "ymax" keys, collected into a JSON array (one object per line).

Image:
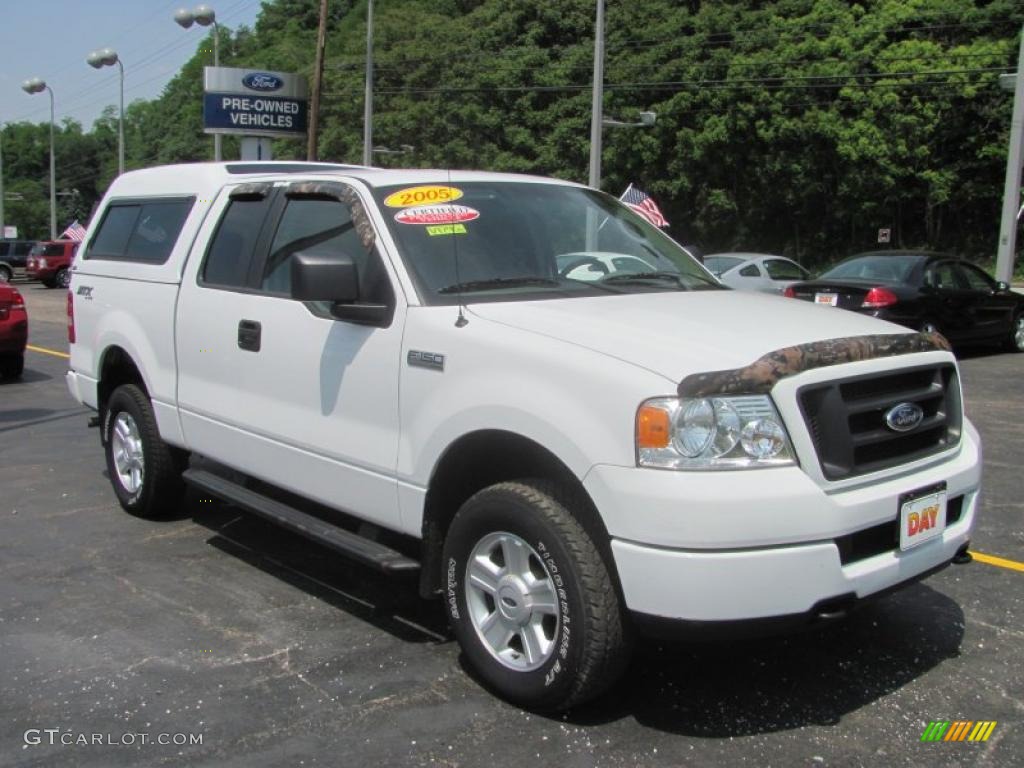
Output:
[
  {"xmin": 971, "ymin": 551, "xmax": 1024, "ymax": 574},
  {"xmin": 26, "ymin": 344, "xmax": 70, "ymax": 360}
]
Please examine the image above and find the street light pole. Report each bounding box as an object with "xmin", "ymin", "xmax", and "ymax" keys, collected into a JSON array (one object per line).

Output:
[
  {"xmin": 0, "ymin": 127, "xmax": 5, "ymax": 236},
  {"xmin": 995, "ymin": 25, "xmax": 1024, "ymax": 284},
  {"xmin": 22, "ymin": 78, "xmax": 56, "ymax": 240},
  {"xmin": 363, "ymin": 0, "xmax": 374, "ymax": 166},
  {"xmin": 87, "ymin": 48, "xmax": 126, "ymax": 175},
  {"xmin": 175, "ymin": 5, "xmax": 221, "ymax": 162},
  {"xmin": 588, "ymin": 0, "xmax": 605, "ymax": 190}
]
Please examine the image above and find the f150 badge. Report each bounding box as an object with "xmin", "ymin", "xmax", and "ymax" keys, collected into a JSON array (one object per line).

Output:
[{"xmin": 407, "ymin": 350, "xmax": 445, "ymax": 372}]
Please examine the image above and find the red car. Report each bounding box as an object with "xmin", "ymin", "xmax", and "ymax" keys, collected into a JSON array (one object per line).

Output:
[
  {"xmin": 26, "ymin": 240, "xmax": 78, "ymax": 288},
  {"xmin": 0, "ymin": 282, "xmax": 28, "ymax": 379}
]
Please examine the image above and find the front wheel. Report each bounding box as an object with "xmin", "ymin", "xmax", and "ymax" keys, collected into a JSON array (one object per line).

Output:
[
  {"xmin": 55, "ymin": 268, "xmax": 71, "ymax": 289},
  {"xmin": 0, "ymin": 265, "xmax": 11, "ymax": 282},
  {"xmin": 442, "ymin": 481, "xmax": 630, "ymax": 711},
  {"xmin": 103, "ymin": 384, "xmax": 186, "ymax": 518}
]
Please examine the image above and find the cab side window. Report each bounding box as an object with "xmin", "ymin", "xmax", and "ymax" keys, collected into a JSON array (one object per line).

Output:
[
  {"xmin": 261, "ymin": 196, "xmax": 392, "ymax": 306},
  {"xmin": 201, "ymin": 195, "xmax": 273, "ymax": 288},
  {"xmin": 739, "ymin": 264, "xmax": 760, "ymax": 277}
]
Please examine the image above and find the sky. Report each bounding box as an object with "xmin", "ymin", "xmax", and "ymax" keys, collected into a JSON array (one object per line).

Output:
[{"xmin": 0, "ymin": 0, "xmax": 263, "ymax": 131}]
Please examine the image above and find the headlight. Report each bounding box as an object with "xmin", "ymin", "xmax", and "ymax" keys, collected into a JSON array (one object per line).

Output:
[
  {"xmin": 38, "ymin": 258, "xmax": 48, "ymax": 268},
  {"xmin": 636, "ymin": 395, "xmax": 795, "ymax": 470}
]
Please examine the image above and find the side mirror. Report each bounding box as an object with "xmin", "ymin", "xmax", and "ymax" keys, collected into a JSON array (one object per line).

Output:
[
  {"xmin": 996, "ymin": 280, "xmax": 1010, "ymax": 292},
  {"xmin": 290, "ymin": 251, "xmax": 358, "ymax": 303},
  {"xmin": 289, "ymin": 250, "xmax": 392, "ymax": 327}
]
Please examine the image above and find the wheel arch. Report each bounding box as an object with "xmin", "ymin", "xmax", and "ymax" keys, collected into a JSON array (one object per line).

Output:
[
  {"xmin": 97, "ymin": 345, "xmax": 149, "ymax": 442},
  {"xmin": 417, "ymin": 429, "xmax": 620, "ymax": 599}
]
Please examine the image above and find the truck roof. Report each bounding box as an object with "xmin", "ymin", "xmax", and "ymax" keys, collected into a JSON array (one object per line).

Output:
[{"xmin": 104, "ymin": 162, "xmax": 584, "ymax": 199}]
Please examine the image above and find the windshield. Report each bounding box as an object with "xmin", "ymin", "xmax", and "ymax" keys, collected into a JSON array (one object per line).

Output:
[
  {"xmin": 821, "ymin": 254, "xmax": 922, "ymax": 283},
  {"xmin": 704, "ymin": 256, "xmax": 745, "ymax": 276},
  {"xmin": 371, "ymin": 181, "xmax": 718, "ymax": 304}
]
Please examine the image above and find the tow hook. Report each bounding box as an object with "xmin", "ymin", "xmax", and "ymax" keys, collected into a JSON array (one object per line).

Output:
[{"xmin": 953, "ymin": 544, "xmax": 972, "ymax": 565}]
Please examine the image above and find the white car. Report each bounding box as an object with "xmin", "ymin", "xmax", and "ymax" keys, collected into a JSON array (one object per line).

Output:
[
  {"xmin": 706, "ymin": 252, "xmax": 810, "ymax": 293},
  {"xmin": 65, "ymin": 163, "xmax": 980, "ymax": 711}
]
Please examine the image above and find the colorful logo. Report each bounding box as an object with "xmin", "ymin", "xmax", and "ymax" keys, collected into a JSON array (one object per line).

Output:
[
  {"xmin": 394, "ymin": 204, "xmax": 480, "ymax": 226},
  {"xmin": 921, "ymin": 721, "xmax": 998, "ymax": 742}
]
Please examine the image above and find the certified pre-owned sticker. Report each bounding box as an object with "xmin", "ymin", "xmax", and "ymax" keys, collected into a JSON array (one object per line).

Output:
[
  {"xmin": 384, "ymin": 185, "xmax": 463, "ymax": 208},
  {"xmin": 394, "ymin": 204, "xmax": 480, "ymax": 226}
]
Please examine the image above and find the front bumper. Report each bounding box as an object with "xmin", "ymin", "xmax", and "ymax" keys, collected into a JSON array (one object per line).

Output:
[{"xmin": 585, "ymin": 421, "xmax": 981, "ymax": 622}]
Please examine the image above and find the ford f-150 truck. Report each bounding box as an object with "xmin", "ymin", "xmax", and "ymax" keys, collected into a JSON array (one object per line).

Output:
[{"xmin": 65, "ymin": 162, "xmax": 981, "ymax": 711}]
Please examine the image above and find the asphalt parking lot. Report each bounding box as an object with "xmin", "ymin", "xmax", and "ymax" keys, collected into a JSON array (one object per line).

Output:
[{"xmin": 2, "ymin": 281, "xmax": 1022, "ymax": 768}]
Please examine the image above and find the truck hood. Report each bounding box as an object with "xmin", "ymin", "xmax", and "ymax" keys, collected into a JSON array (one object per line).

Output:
[{"xmin": 469, "ymin": 290, "xmax": 912, "ymax": 383}]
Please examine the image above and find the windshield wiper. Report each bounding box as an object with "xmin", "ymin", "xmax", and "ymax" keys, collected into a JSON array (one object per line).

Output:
[
  {"xmin": 600, "ymin": 271, "xmax": 689, "ymax": 287},
  {"xmin": 437, "ymin": 276, "xmax": 562, "ymax": 294}
]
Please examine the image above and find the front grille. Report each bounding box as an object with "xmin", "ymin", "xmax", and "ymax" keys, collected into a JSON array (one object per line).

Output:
[{"xmin": 799, "ymin": 364, "xmax": 961, "ymax": 480}]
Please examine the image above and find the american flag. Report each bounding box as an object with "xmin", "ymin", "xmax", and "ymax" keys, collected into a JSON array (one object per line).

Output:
[
  {"xmin": 61, "ymin": 220, "xmax": 87, "ymax": 242},
  {"xmin": 620, "ymin": 184, "xmax": 669, "ymax": 228}
]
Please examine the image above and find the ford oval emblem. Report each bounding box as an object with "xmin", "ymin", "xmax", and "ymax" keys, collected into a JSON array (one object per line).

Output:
[
  {"xmin": 242, "ymin": 73, "xmax": 284, "ymax": 92},
  {"xmin": 885, "ymin": 402, "xmax": 924, "ymax": 432}
]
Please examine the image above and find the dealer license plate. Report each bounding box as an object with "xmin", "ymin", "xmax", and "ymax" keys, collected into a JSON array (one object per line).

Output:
[
  {"xmin": 899, "ymin": 485, "xmax": 947, "ymax": 551},
  {"xmin": 815, "ymin": 293, "xmax": 839, "ymax": 306}
]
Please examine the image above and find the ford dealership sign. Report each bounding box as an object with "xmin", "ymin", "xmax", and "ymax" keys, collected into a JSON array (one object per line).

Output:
[{"xmin": 203, "ymin": 66, "xmax": 308, "ymax": 139}]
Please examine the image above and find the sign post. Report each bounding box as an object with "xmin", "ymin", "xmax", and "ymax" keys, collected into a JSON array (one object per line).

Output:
[{"xmin": 203, "ymin": 67, "xmax": 309, "ymax": 161}]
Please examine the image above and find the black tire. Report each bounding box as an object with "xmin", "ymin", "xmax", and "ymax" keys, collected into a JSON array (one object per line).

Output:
[
  {"xmin": 442, "ymin": 480, "xmax": 630, "ymax": 711},
  {"xmin": 0, "ymin": 265, "xmax": 11, "ymax": 282},
  {"xmin": 0, "ymin": 353, "xmax": 24, "ymax": 380},
  {"xmin": 41, "ymin": 277, "xmax": 57, "ymax": 289},
  {"xmin": 103, "ymin": 384, "xmax": 186, "ymax": 518},
  {"xmin": 55, "ymin": 268, "xmax": 70, "ymax": 289},
  {"xmin": 1006, "ymin": 312, "xmax": 1024, "ymax": 353}
]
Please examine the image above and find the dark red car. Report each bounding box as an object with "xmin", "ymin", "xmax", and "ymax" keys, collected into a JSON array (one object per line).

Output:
[
  {"xmin": 0, "ymin": 282, "xmax": 28, "ymax": 380},
  {"xmin": 26, "ymin": 240, "xmax": 78, "ymax": 288}
]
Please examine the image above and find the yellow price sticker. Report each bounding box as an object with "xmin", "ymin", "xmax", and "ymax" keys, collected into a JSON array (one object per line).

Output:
[{"xmin": 384, "ymin": 185, "xmax": 463, "ymax": 208}]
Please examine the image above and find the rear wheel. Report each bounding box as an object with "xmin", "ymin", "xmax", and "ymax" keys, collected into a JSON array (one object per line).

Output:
[
  {"xmin": 103, "ymin": 384, "xmax": 186, "ymax": 518},
  {"xmin": 442, "ymin": 480, "xmax": 630, "ymax": 711},
  {"xmin": 0, "ymin": 353, "xmax": 24, "ymax": 380},
  {"xmin": 1007, "ymin": 313, "xmax": 1024, "ymax": 353}
]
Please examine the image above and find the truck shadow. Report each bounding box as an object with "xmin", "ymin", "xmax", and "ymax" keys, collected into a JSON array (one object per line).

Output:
[
  {"xmin": 189, "ymin": 493, "xmax": 451, "ymax": 645},
  {"xmin": 565, "ymin": 582, "xmax": 965, "ymax": 736}
]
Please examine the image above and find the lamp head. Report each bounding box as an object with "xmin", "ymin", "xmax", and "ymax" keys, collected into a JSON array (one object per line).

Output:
[
  {"xmin": 193, "ymin": 5, "xmax": 216, "ymax": 26},
  {"xmin": 21, "ymin": 77, "xmax": 46, "ymax": 94},
  {"xmin": 174, "ymin": 8, "xmax": 195, "ymax": 28},
  {"xmin": 86, "ymin": 51, "xmax": 104, "ymax": 69}
]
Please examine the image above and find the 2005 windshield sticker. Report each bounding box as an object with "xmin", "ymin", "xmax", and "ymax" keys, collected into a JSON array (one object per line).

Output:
[
  {"xmin": 394, "ymin": 203, "xmax": 480, "ymax": 236},
  {"xmin": 384, "ymin": 185, "xmax": 464, "ymax": 208}
]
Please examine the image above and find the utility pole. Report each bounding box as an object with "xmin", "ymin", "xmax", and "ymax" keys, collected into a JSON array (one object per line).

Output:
[
  {"xmin": 308, "ymin": 0, "xmax": 329, "ymax": 161},
  {"xmin": 587, "ymin": 0, "xmax": 605, "ymax": 190},
  {"xmin": 995, "ymin": 25, "xmax": 1024, "ymax": 284},
  {"xmin": 362, "ymin": 0, "xmax": 374, "ymax": 166},
  {"xmin": 0, "ymin": 127, "xmax": 5, "ymax": 236}
]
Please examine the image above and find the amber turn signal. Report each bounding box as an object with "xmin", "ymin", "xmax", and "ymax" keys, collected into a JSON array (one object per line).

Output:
[{"xmin": 637, "ymin": 405, "xmax": 671, "ymax": 449}]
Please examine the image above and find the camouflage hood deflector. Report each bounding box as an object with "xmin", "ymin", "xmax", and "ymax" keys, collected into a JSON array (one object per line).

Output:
[{"xmin": 677, "ymin": 332, "xmax": 952, "ymax": 398}]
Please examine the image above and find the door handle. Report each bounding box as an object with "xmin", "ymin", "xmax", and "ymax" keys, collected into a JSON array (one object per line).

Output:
[{"xmin": 237, "ymin": 320, "xmax": 261, "ymax": 352}]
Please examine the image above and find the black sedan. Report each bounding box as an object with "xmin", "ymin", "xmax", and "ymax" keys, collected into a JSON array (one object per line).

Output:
[{"xmin": 784, "ymin": 251, "xmax": 1024, "ymax": 351}]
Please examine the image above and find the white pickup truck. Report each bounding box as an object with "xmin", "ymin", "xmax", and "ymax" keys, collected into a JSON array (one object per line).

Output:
[{"xmin": 66, "ymin": 162, "xmax": 980, "ymax": 710}]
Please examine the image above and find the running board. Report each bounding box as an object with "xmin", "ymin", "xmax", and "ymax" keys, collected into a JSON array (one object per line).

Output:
[{"xmin": 183, "ymin": 469, "xmax": 419, "ymax": 572}]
